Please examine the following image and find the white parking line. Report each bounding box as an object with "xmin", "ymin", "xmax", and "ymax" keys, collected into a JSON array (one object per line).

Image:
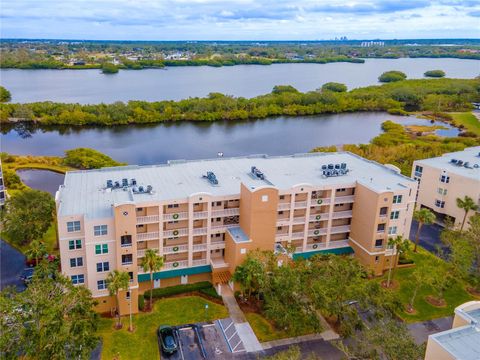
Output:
[
  {"xmin": 177, "ymin": 332, "xmax": 185, "ymax": 360},
  {"xmin": 231, "ymin": 339, "xmax": 243, "ymax": 352}
]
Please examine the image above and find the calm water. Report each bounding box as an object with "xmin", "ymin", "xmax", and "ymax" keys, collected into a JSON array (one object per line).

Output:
[
  {"xmin": 17, "ymin": 169, "xmax": 65, "ymax": 196},
  {"xmin": 1, "ymin": 58, "xmax": 478, "ymax": 104},
  {"xmin": 2, "ymin": 113, "xmax": 458, "ymax": 165}
]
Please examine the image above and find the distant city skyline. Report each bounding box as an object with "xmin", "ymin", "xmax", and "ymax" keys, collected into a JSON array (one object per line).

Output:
[{"xmin": 1, "ymin": 0, "xmax": 479, "ymax": 40}]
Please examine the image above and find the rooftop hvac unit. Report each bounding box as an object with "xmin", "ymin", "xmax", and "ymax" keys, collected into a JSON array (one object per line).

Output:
[
  {"xmin": 450, "ymin": 159, "xmax": 458, "ymax": 164},
  {"xmin": 328, "ymin": 164, "xmax": 334, "ymax": 170},
  {"xmin": 203, "ymin": 171, "xmax": 218, "ymax": 185},
  {"xmin": 131, "ymin": 178, "xmax": 137, "ymax": 186},
  {"xmin": 251, "ymin": 166, "xmax": 265, "ymax": 180},
  {"xmin": 335, "ymin": 164, "xmax": 340, "ymax": 170},
  {"xmin": 321, "ymin": 165, "xmax": 327, "ymax": 170},
  {"xmin": 146, "ymin": 185, "xmax": 153, "ymax": 193},
  {"xmin": 114, "ymin": 181, "xmax": 120, "ymax": 188},
  {"xmin": 122, "ymin": 178, "xmax": 128, "ymax": 187},
  {"xmin": 341, "ymin": 163, "xmax": 347, "ymax": 169},
  {"xmin": 106, "ymin": 180, "xmax": 113, "ymax": 188},
  {"xmin": 138, "ymin": 186, "xmax": 144, "ymax": 193}
]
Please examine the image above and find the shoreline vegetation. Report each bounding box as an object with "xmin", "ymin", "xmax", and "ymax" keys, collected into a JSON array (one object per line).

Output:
[{"xmin": 1, "ymin": 78, "xmax": 479, "ymax": 126}]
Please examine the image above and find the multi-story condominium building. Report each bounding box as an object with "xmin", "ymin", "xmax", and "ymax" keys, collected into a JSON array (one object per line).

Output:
[
  {"xmin": 412, "ymin": 146, "xmax": 480, "ymax": 229},
  {"xmin": 0, "ymin": 159, "xmax": 5, "ymax": 207},
  {"xmin": 56, "ymin": 152, "xmax": 417, "ymax": 315},
  {"xmin": 425, "ymin": 301, "xmax": 480, "ymax": 360}
]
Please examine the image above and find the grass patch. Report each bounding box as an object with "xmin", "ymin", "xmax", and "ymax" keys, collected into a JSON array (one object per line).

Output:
[
  {"xmin": 97, "ymin": 296, "xmax": 228, "ymax": 360},
  {"xmin": 379, "ymin": 244, "xmax": 475, "ymax": 323},
  {"xmin": 404, "ymin": 124, "xmax": 447, "ymax": 133},
  {"xmin": 451, "ymin": 112, "xmax": 480, "ymax": 136}
]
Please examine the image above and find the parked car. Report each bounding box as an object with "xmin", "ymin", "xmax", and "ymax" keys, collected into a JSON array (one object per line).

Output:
[
  {"xmin": 20, "ymin": 268, "xmax": 34, "ymax": 285},
  {"xmin": 157, "ymin": 325, "xmax": 178, "ymax": 354}
]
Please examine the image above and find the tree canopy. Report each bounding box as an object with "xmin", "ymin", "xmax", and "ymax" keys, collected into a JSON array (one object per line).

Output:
[
  {"xmin": 63, "ymin": 148, "xmax": 125, "ymax": 169},
  {"xmin": 424, "ymin": 70, "xmax": 446, "ymax": 78},
  {"xmin": 321, "ymin": 82, "xmax": 347, "ymax": 92},
  {"xmin": 0, "ymin": 86, "xmax": 11, "ymax": 102},
  {"xmin": 378, "ymin": 71, "xmax": 407, "ymax": 83}
]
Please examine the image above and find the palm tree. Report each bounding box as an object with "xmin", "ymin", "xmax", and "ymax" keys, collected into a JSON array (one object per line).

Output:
[
  {"xmin": 456, "ymin": 196, "xmax": 478, "ymax": 230},
  {"xmin": 413, "ymin": 208, "xmax": 436, "ymax": 252},
  {"xmin": 106, "ymin": 270, "xmax": 130, "ymax": 329},
  {"xmin": 385, "ymin": 235, "xmax": 410, "ymax": 287},
  {"xmin": 25, "ymin": 239, "xmax": 47, "ymax": 266},
  {"xmin": 142, "ymin": 249, "xmax": 164, "ymax": 310}
]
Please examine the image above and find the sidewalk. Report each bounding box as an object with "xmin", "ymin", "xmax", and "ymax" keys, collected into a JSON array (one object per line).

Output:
[
  {"xmin": 220, "ymin": 284, "xmax": 263, "ymax": 352},
  {"xmin": 407, "ymin": 316, "xmax": 453, "ymax": 345}
]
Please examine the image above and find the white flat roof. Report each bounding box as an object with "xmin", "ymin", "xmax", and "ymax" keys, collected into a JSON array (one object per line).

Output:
[
  {"xmin": 57, "ymin": 152, "xmax": 415, "ymax": 219},
  {"xmin": 432, "ymin": 325, "xmax": 480, "ymax": 360},
  {"xmin": 415, "ymin": 146, "xmax": 480, "ymax": 181}
]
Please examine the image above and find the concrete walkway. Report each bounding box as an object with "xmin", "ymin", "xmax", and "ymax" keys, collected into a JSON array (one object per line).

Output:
[{"xmin": 220, "ymin": 285, "xmax": 263, "ymax": 352}]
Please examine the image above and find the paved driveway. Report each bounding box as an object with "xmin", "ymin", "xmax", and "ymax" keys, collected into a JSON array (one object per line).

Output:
[
  {"xmin": 408, "ymin": 316, "xmax": 453, "ymax": 345},
  {"xmin": 409, "ymin": 220, "xmax": 447, "ymax": 254},
  {"xmin": 0, "ymin": 239, "xmax": 26, "ymax": 291}
]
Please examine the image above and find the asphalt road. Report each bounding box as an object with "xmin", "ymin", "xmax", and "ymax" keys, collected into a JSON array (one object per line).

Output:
[
  {"xmin": 0, "ymin": 239, "xmax": 26, "ymax": 291},
  {"xmin": 409, "ymin": 220, "xmax": 447, "ymax": 254}
]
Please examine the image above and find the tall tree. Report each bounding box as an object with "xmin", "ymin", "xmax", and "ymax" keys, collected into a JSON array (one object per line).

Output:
[
  {"xmin": 0, "ymin": 264, "xmax": 98, "ymax": 360},
  {"xmin": 456, "ymin": 196, "xmax": 478, "ymax": 230},
  {"xmin": 386, "ymin": 236, "xmax": 409, "ymax": 288},
  {"xmin": 413, "ymin": 208, "xmax": 436, "ymax": 252},
  {"xmin": 1, "ymin": 189, "xmax": 55, "ymax": 246},
  {"xmin": 142, "ymin": 249, "xmax": 163, "ymax": 310},
  {"xmin": 25, "ymin": 239, "xmax": 48, "ymax": 266},
  {"xmin": 232, "ymin": 254, "xmax": 265, "ymax": 299},
  {"xmin": 106, "ymin": 270, "xmax": 130, "ymax": 329}
]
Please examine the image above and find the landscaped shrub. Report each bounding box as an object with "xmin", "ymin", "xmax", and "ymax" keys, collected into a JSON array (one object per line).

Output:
[
  {"xmin": 398, "ymin": 256, "xmax": 414, "ymax": 265},
  {"xmin": 138, "ymin": 295, "xmax": 145, "ymax": 311},
  {"xmin": 63, "ymin": 148, "xmax": 125, "ymax": 169},
  {"xmin": 146, "ymin": 281, "xmax": 215, "ymax": 299}
]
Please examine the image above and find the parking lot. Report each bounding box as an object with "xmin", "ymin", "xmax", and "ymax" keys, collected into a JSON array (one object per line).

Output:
[{"xmin": 161, "ymin": 319, "xmax": 241, "ymax": 360}]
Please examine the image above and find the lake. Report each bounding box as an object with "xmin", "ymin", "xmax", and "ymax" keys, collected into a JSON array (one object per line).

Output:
[
  {"xmin": 1, "ymin": 58, "xmax": 478, "ymax": 104},
  {"xmin": 2, "ymin": 112, "xmax": 458, "ymax": 165},
  {"xmin": 17, "ymin": 169, "xmax": 65, "ymax": 196}
]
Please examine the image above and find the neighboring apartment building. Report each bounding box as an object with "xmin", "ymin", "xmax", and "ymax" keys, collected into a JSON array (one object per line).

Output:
[
  {"xmin": 412, "ymin": 146, "xmax": 480, "ymax": 229},
  {"xmin": 55, "ymin": 152, "xmax": 417, "ymax": 315},
  {"xmin": 425, "ymin": 301, "xmax": 480, "ymax": 360},
  {"xmin": 0, "ymin": 159, "xmax": 5, "ymax": 207}
]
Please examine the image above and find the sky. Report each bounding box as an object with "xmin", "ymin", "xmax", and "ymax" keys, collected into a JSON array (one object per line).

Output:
[{"xmin": 1, "ymin": 0, "xmax": 479, "ymax": 40}]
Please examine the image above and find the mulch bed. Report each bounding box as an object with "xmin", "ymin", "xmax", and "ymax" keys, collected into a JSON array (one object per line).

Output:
[
  {"xmin": 404, "ymin": 304, "xmax": 417, "ymax": 314},
  {"xmin": 237, "ymin": 297, "xmax": 263, "ymax": 314},
  {"xmin": 467, "ymin": 287, "xmax": 480, "ymax": 298},
  {"xmin": 381, "ymin": 279, "xmax": 400, "ymax": 290},
  {"xmin": 425, "ymin": 295, "xmax": 447, "ymax": 307}
]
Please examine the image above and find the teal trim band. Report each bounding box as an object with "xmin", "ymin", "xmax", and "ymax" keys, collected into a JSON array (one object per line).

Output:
[
  {"xmin": 138, "ymin": 264, "xmax": 212, "ymax": 282},
  {"xmin": 292, "ymin": 246, "xmax": 354, "ymax": 260}
]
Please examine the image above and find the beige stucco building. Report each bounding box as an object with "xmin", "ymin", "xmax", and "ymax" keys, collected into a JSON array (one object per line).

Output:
[
  {"xmin": 412, "ymin": 147, "xmax": 480, "ymax": 229},
  {"xmin": 425, "ymin": 301, "xmax": 480, "ymax": 360},
  {"xmin": 56, "ymin": 152, "xmax": 417, "ymax": 314}
]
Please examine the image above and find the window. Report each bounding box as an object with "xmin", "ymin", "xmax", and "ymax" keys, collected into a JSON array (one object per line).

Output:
[
  {"xmin": 94, "ymin": 225, "xmax": 107, "ymax": 236},
  {"xmin": 437, "ymin": 188, "xmax": 447, "ymax": 196},
  {"xmin": 71, "ymin": 274, "xmax": 84, "ymax": 285},
  {"xmin": 435, "ymin": 200, "xmax": 445, "ymax": 208},
  {"xmin": 216, "ymin": 201, "xmax": 222, "ymax": 206},
  {"xmin": 126, "ymin": 291, "xmax": 131, "ymax": 300},
  {"xmin": 335, "ymin": 203, "xmax": 345, "ymax": 207},
  {"xmin": 262, "ymin": 195, "xmax": 269, "ymax": 202},
  {"xmin": 279, "ymin": 195, "xmax": 285, "ymax": 200},
  {"xmin": 167, "ymin": 220, "xmax": 178, "ymax": 224},
  {"xmin": 136, "ymin": 207, "xmax": 143, "ymax": 212},
  {"xmin": 375, "ymin": 256, "xmax": 379, "ymax": 263},
  {"xmin": 97, "ymin": 280, "xmax": 107, "ymax": 290},
  {"xmin": 279, "ymin": 211, "xmax": 284, "ymax": 215},
  {"xmin": 122, "ymin": 254, "xmax": 133, "ymax": 265},
  {"xmin": 375, "ymin": 239, "xmax": 383, "ymax": 248},
  {"xmin": 70, "ymin": 257, "xmax": 83, "ymax": 268},
  {"xmin": 95, "ymin": 243, "xmax": 108, "ymax": 255},
  {"xmin": 440, "ymin": 175, "xmax": 450, "ymax": 183},
  {"xmin": 414, "ymin": 165, "xmax": 423, "ymax": 177},
  {"xmin": 379, "ymin": 207, "xmax": 388, "ymax": 216},
  {"xmin": 128, "ymin": 272, "xmax": 134, "ymax": 282},
  {"xmin": 388, "ymin": 226, "xmax": 398, "ymax": 235},
  {"xmin": 377, "ymin": 224, "xmax": 385, "ymax": 232},
  {"xmin": 277, "ymin": 226, "xmax": 282, "ymax": 230},
  {"xmin": 336, "ymin": 188, "xmax": 346, "ymax": 192},
  {"xmin": 168, "ymin": 204, "xmax": 179, "ymax": 208},
  {"xmin": 390, "ymin": 210, "xmax": 400, "ymax": 220},
  {"xmin": 68, "ymin": 239, "xmax": 82, "ymax": 250},
  {"xmin": 121, "ymin": 235, "xmax": 132, "ymax": 247},
  {"xmin": 392, "ymin": 195, "xmax": 402, "ymax": 204},
  {"xmin": 67, "ymin": 221, "xmax": 81, "ymax": 232},
  {"xmin": 96, "ymin": 261, "xmax": 110, "ymax": 272}
]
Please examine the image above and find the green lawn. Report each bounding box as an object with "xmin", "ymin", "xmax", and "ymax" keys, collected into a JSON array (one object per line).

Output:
[
  {"xmin": 97, "ymin": 296, "xmax": 228, "ymax": 360},
  {"xmin": 451, "ymin": 112, "xmax": 480, "ymax": 136},
  {"xmin": 379, "ymin": 244, "xmax": 476, "ymax": 323}
]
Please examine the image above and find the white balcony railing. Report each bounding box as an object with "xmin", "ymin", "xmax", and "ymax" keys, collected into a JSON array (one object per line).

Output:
[
  {"xmin": 294, "ymin": 201, "xmax": 307, "ymax": 208},
  {"xmin": 137, "ymin": 248, "xmax": 160, "ymax": 257},
  {"xmin": 193, "ymin": 211, "xmax": 208, "ymax": 219},
  {"xmin": 193, "ymin": 244, "xmax": 207, "ymax": 252},
  {"xmin": 335, "ymin": 195, "xmax": 355, "ymax": 204},
  {"xmin": 137, "ymin": 231, "xmax": 159, "ymax": 241},
  {"xmin": 308, "ymin": 228, "xmax": 328, "ymax": 237},
  {"xmin": 193, "ymin": 227, "xmax": 208, "ymax": 236},
  {"xmin": 211, "ymin": 224, "xmax": 237, "ymax": 233},
  {"xmin": 163, "ymin": 260, "xmax": 189, "ymax": 270},
  {"xmin": 291, "ymin": 231, "xmax": 304, "ymax": 240},
  {"xmin": 309, "ymin": 213, "xmax": 329, "ymax": 222},
  {"xmin": 311, "ymin": 198, "xmax": 331, "ymax": 206},
  {"xmin": 331, "ymin": 210, "xmax": 353, "ymax": 219},
  {"xmin": 212, "ymin": 208, "xmax": 240, "ymax": 217},
  {"xmin": 164, "ymin": 228, "xmax": 188, "ymax": 238},
  {"xmin": 163, "ymin": 212, "xmax": 188, "ymax": 221},
  {"xmin": 292, "ymin": 217, "xmax": 305, "ymax": 224},
  {"xmin": 136, "ymin": 215, "xmax": 160, "ymax": 224},
  {"xmin": 192, "ymin": 259, "xmax": 208, "ymax": 266},
  {"xmin": 277, "ymin": 203, "xmax": 291, "ymax": 211},
  {"xmin": 164, "ymin": 244, "xmax": 189, "ymax": 254},
  {"xmin": 210, "ymin": 241, "xmax": 226, "ymax": 250},
  {"xmin": 330, "ymin": 225, "xmax": 351, "ymax": 234}
]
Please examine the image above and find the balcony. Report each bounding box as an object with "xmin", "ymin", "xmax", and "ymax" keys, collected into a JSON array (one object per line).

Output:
[
  {"xmin": 137, "ymin": 248, "xmax": 159, "ymax": 257},
  {"xmin": 304, "ymin": 239, "xmax": 349, "ymax": 252},
  {"xmin": 276, "ymin": 218, "xmax": 290, "ymax": 226},
  {"xmin": 193, "ymin": 243, "xmax": 207, "ymax": 252},
  {"xmin": 164, "ymin": 244, "xmax": 188, "ymax": 254},
  {"xmin": 311, "ymin": 198, "xmax": 331, "ymax": 206},
  {"xmin": 210, "ymin": 241, "xmax": 225, "ymax": 250},
  {"xmin": 164, "ymin": 228, "xmax": 188, "ymax": 238},
  {"xmin": 330, "ymin": 225, "xmax": 351, "ymax": 234},
  {"xmin": 291, "ymin": 231, "xmax": 304, "ymax": 240},
  {"xmin": 332, "ymin": 210, "xmax": 353, "ymax": 219},
  {"xmin": 335, "ymin": 195, "xmax": 355, "ymax": 204},
  {"xmin": 193, "ymin": 211, "xmax": 208, "ymax": 219},
  {"xmin": 192, "ymin": 259, "xmax": 208, "ymax": 266},
  {"xmin": 210, "ymin": 257, "xmax": 229, "ymax": 269},
  {"xmin": 212, "ymin": 208, "xmax": 240, "ymax": 217},
  {"xmin": 309, "ymin": 213, "xmax": 329, "ymax": 222},
  {"xmin": 163, "ymin": 260, "xmax": 189, "ymax": 270},
  {"xmin": 163, "ymin": 212, "xmax": 188, "ymax": 221},
  {"xmin": 307, "ymin": 228, "xmax": 327, "ymax": 236},
  {"xmin": 211, "ymin": 224, "xmax": 237, "ymax": 233},
  {"xmin": 294, "ymin": 201, "xmax": 307, "ymax": 209},
  {"xmin": 136, "ymin": 215, "xmax": 160, "ymax": 224},
  {"xmin": 292, "ymin": 217, "xmax": 305, "ymax": 224},
  {"xmin": 277, "ymin": 203, "xmax": 291, "ymax": 211},
  {"xmin": 137, "ymin": 231, "xmax": 159, "ymax": 241}
]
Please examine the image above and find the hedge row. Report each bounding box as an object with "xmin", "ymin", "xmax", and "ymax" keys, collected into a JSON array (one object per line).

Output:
[{"xmin": 145, "ymin": 281, "xmax": 216, "ymax": 299}]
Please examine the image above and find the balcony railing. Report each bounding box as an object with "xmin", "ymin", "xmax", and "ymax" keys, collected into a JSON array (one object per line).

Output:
[
  {"xmin": 308, "ymin": 228, "xmax": 327, "ymax": 236},
  {"xmin": 294, "ymin": 201, "xmax": 307, "ymax": 208},
  {"xmin": 193, "ymin": 211, "xmax": 208, "ymax": 219},
  {"xmin": 193, "ymin": 244, "xmax": 207, "ymax": 252},
  {"xmin": 210, "ymin": 241, "xmax": 225, "ymax": 250},
  {"xmin": 163, "ymin": 260, "xmax": 188, "ymax": 270},
  {"xmin": 137, "ymin": 231, "xmax": 159, "ymax": 241},
  {"xmin": 137, "ymin": 248, "xmax": 159, "ymax": 257},
  {"xmin": 211, "ymin": 224, "xmax": 237, "ymax": 233},
  {"xmin": 311, "ymin": 198, "xmax": 331, "ymax": 206},
  {"xmin": 212, "ymin": 208, "xmax": 240, "ymax": 217},
  {"xmin": 330, "ymin": 225, "xmax": 351, "ymax": 234},
  {"xmin": 309, "ymin": 213, "xmax": 329, "ymax": 222},
  {"xmin": 193, "ymin": 227, "xmax": 207, "ymax": 236},
  {"xmin": 136, "ymin": 215, "xmax": 160, "ymax": 224},
  {"xmin": 331, "ymin": 210, "xmax": 353, "ymax": 219},
  {"xmin": 163, "ymin": 212, "xmax": 188, "ymax": 221},
  {"xmin": 335, "ymin": 195, "xmax": 355, "ymax": 204},
  {"xmin": 164, "ymin": 228, "xmax": 188, "ymax": 238},
  {"xmin": 164, "ymin": 244, "xmax": 188, "ymax": 254},
  {"xmin": 291, "ymin": 231, "xmax": 304, "ymax": 240},
  {"xmin": 304, "ymin": 239, "xmax": 350, "ymax": 252},
  {"xmin": 292, "ymin": 217, "xmax": 306, "ymax": 224},
  {"xmin": 192, "ymin": 259, "xmax": 208, "ymax": 266},
  {"xmin": 277, "ymin": 203, "xmax": 291, "ymax": 211}
]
